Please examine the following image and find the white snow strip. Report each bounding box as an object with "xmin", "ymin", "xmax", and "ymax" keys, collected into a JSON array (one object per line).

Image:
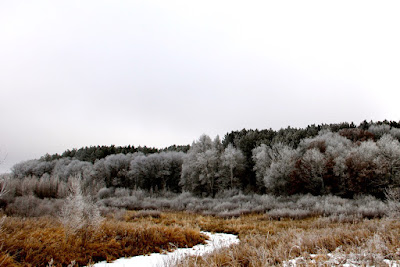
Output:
[
  {"xmin": 91, "ymin": 231, "xmax": 239, "ymax": 267},
  {"xmin": 283, "ymin": 253, "xmax": 400, "ymax": 267}
]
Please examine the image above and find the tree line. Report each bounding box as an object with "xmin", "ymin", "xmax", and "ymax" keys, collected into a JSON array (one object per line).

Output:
[{"xmin": 8, "ymin": 120, "xmax": 400, "ymax": 198}]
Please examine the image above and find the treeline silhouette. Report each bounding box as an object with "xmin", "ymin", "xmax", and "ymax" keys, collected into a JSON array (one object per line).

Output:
[
  {"xmin": 41, "ymin": 144, "xmax": 190, "ymax": 163},
  {"xmin": 8, "ymin": 120, "xmax": 400, "ymax": 199}
]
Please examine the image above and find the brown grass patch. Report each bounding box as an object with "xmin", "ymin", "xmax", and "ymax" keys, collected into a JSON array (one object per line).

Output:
[
  {"xmin": 0, "ymin": 214, "xmax": 206, "ymax": 266},
  {"xmin": 130, "ymin": 212, "xmax": 400, "ymax": 266},
  {"xmin": 165, "ymin": 214, "xmax": 400, "ymax": 266},
  {"xmin": 2, "ymin": 211, "xmax": 400, "ymax": 266}
]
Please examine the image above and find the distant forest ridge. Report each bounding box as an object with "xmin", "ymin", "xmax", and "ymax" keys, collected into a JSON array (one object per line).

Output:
[
  {"xmin": 41, "ymin": 144, "xmax": 191, "ymax": 163},
  {"xmin": 9, "ymin": 119, "xmax": 400, "ymax": 199},
  {"xmin": 42, "ymin": 120, "xmax": 400, "ymax": 163}
]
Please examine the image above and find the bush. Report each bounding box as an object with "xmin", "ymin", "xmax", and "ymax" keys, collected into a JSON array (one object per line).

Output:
[
  {"xmin": 59, "ymin": 176, "xmax": 103, "ymax": 239},
  {"xmin": 5, "ymin": 196, "xmax": 62, "ymax": 217},
  {"xmin": 267, "ymin": 208, "xmax": 315, "ymax": 220},
  {"xmin": 97, "ymin": 187, "xmax": 114, "ymax": 199},
  {"xmin": 126, "ymin": 210, "xmax": 162, "ymax": 220}
]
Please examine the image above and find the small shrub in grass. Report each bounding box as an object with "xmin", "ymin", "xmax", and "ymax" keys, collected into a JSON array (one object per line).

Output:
[
  {"xmin": 5, "ymin": 195, "xmax": 39, "ymax": 216},
  {"xmin": 258, "ymin": 194, "xmax": 279, "ymax": 210},
  {"xmin": 326, "ymin": 213, "xmax": 363, "ymax": 223},
  {"xmin": 385, "ymin": 187, "xmax": 400, "ymax": 218},
  {"xmin": 100, "ymin": 196, "xmax": 141, "ymax": 210},
  {"xmin": 141, "ymin": 201, "xmax": 159, "ymax": 210},
  {"xmin": 5, "ymin": 196, "xmax": 62, "ymax": 217},
  {"xmin": 169, "ymin": 191, "xmax": 195, "ymax": 210},
  {"xmin": 114, "ymin": 187, "xmax": 131, "ymax": 198},
  {"xmin": 59, "ymin": 176, "xmax": 103, "ymax": 241},
  {"xmin": 358, "ymin": 206, "xmax": 386, "ymax": 219},
  {"xmin": 296, "ymin": 194, "xmax": 320, "ymax": 209},
  {"xmin": 251, "ymin": 205, "xmax": 266, "ymax": 213},
  {"xmin": 187, "ymin": 203, "xmax": 209, "ymax": 213},
  {"xmin": 323, "ymin": 194, "xmax": 350, "ymax": 206},
  {"xmin": 217, "ymin": 208, "xmax": 252, "ymax": 218},
  {"xmin": 157, "ymin": 198, "xmax": 172, "ymax": 209},
  {"xmin": 131, "ymin": 189, "xmax": 148, "ymax": 200},
  {"xmin": 126, "ymin": 210, "xmax": 162, "ymax": 220},
  {"xmin": 157, "ymin": 190, "xmax": 178, "ymax": 198},
  {"xmin": 267, "ymin": 208, "xmax": 315, "ymax": 220},
  {"xmin": 240, "ymin": 201, "xmax": 255, "ymax": 212},
  {"xmin": 230, "ymin": 193, "xmax": 253, "ymax": 204},
  {"xmin": 214, "ymin": 189, "xmax": 242, "ymax": 199},
  {"xmin": 213, "ymin": 202, "xmax": 240, "ymax": 212},
  {"xmin": 97, "ymin": 187, "xmax": 114, "ymax": 199}
]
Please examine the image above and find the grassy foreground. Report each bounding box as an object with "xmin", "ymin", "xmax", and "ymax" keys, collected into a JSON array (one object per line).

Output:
[
  {"xmin": 168, "ymin": 213, "xmax": 400, "ymax": 266},
  {"xmin": 0, "ymin": 213, "xmax": 206, "ymax": 266},
  {"xmin": 1, "ymin": 211, "xmax": 400, "ymax": 266}
]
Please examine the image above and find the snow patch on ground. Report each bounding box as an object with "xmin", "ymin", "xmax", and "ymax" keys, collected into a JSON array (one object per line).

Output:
[
  {"xmin": 283, "ymin": 252, "xmax": 400, "ymax": 266},
  {"xmin": 91, "ymin": 231, "xmax": 239, "ymax": 267}
]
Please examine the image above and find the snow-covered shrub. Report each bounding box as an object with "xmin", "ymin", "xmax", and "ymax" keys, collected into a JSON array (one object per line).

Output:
[
  {"xmin": 267, "ymin": 208, "xmax": 314, "ymax": 220},
  {"xmin": 97, "ymin": 187, "xmax": 114, "ymax": 199},
  {"xmin": 5, "ymin": 196, "xmax": 63, "ymax": 217},
  {"xmin": 385, "ymin": 187, "xmax": 400, "ymax": 218},
  {"xmin": 114, "ymin": 187, "xmax": 131, "ymax": 198},
  {"xmin": 59, "ymin": 176, "xmax": 103, "ymax": 238},
  {"xmin": 213, "ymin": 202, "xmax": 240, "ymax": 212}
]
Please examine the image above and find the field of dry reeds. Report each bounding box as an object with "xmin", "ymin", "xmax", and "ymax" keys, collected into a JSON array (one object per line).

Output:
[
  {"xmin": 0, "ymin": 212, "xmax": 206, "ymax": 266},
  {"xmin": 1, "ymin": 188, "xmax": 400, "ymax": 266},
  {"xmin": 168, "ymin": 213, "xmax": 400, "ymax": 266},
  {"xmin": 1, "ymin": 209, "xmax": 400, "ymax": 266}
]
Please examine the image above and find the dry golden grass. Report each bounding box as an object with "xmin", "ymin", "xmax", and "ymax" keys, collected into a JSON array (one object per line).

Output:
[
  {"xmin": 0, "ymin": 214, "xmax": 206, "ymax": 266},
  {"xmin": 1, "ymin": 211, "xmax": 400, "ymax": 266},
  {"xmin": 164, "ymin": 213, "xmax": 400, "ymax": 266}
]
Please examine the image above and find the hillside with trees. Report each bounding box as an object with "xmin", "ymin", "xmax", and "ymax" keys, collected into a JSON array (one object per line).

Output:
[
  {"xmin": 6, "ymin": 120, "xmax": 400, "ymax": 199},
  {"xmin": 3, "ymin": 120, "xmax": 400, "ymax": 266}
]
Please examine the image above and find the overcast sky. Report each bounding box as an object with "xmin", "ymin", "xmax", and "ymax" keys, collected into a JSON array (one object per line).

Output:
[{"xmin": 1, "ymin": 1, "xmax": 400, "ymax": 173}]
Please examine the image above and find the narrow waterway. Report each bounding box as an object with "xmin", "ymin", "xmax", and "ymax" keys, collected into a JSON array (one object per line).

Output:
[{"xmin": 92, "ymin": 231, "xmax": 239, "ymax": 267}]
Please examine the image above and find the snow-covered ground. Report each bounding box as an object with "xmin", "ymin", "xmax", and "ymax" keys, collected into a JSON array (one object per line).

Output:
[
  {"xmin": 283, "ymin": 252, "xmax": 400, "ymax": 266},
  {"xmin": 91, "ymin": 231, "xmax": 239, "ymax": 267}
]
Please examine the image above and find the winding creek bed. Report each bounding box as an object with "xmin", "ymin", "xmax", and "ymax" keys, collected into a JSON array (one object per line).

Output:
[{"xmin": 91, "ymin": 231, "xmax": 240, "ymax": 267}]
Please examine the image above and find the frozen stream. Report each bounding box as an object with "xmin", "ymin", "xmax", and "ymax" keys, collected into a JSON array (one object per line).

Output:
[{"xmin": 91, "ymin": 231, "xmax": 239, "ymax": 267}]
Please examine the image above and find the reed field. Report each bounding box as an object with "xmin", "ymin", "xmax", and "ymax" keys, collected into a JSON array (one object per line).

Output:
[{"xmin": 1, "ymin": 205, "xmax": 400, "ymax": 266}]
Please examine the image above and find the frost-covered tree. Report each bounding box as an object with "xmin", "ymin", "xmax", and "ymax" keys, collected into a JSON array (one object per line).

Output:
[
  {"xmin": 12, "ymin": 159, "xmax": 55, "ymax": 179},
  {"xmin": 338, "ymin": 128, "xmax": 375, "ymax": 142},
  {"xmin": 264, "ymin": 145, "xmax": 298, "ymax": 195},
  {"xmin": 298, "ymin": 131, "xmax": 353, "ymax": 194},
  {"xmin": 252, "ymin": 143, "xmax": 298, "ymax": 195},
  {"xmin": 129, "ymin": 151, "xmax": 184, "ymax": 192},
  {"xmin": 52, "ymin": 158, "xmax": 98, "ymax": 194},
  {"xmin": 180, "ymin": 135, "xmax": 224, "ymax": 196},
  {"xmin": 52, "ymin": 158, "xmax": 93, "ymax": 182},
  {"xmin": 344, "ymin": 140, "xmax": 380, "ymax": 196},
  {"xmin": 103, "ymin": 153, "xmax": 136, "ymax": 187},
  {"xmin": 156, "ymin": 151, "xmax": 185, "ymax": 192},
  {"xmin": 93, "ymin": 153, "xmax": 137, "ymax": 188},
  {"xmin": 375, "ymin": 134, "xmax": 400, "ymax": 188},
  {"xmin": 221, "ymin": 144, "xmax": 245, "ymax": 189},
  {"xmin": 129, "ymin": 154, "xmax": 149, "ymax": 189},
  {"xmin": 294, "ymin": 148, "xmax": 326, "ymax": 195},
  {"xmin": 35, "ymin": 174, "xmax": 61, "ymax": 198},
  {"xmin": 368, "ymin": 124, "xmax": 391, "ymax": 138},
  {"xmin": 252, "ymin": 143, "xmax": 288, "ymax": 189}
]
